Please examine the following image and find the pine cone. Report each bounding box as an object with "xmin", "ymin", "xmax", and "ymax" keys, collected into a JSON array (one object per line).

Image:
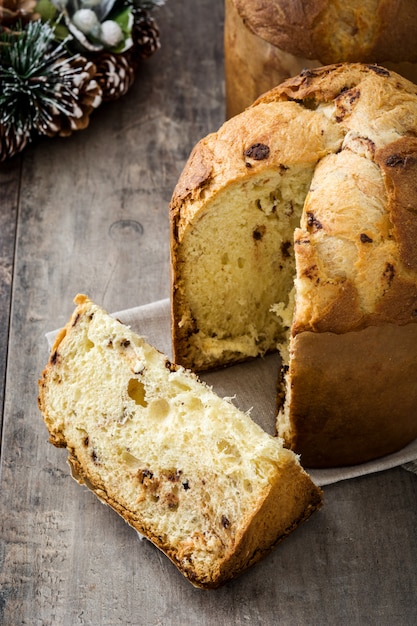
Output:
[
  {"xmin": 0, "ymin": 122, "xmax": 31, "ymax": 161},
  {"xmin": 130, "ymin": 9, "xmax": 161, "ymax": 62},
  {"xmin": 36, "ymin": 58, "xmax": 103, "ymax": 138},
  {"xmin": 0, "ymin": 0, "xmax": 37, "ymax": 25},
  {"xmin": 95, "ymin": 52, "xmax": 136, "ymax": 102}
]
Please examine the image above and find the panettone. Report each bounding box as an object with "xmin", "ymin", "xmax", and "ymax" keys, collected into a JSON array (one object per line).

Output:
[
  {"xmin": 225, "ymin": 0, "xmax": 417, "ymax": 117},
  {"xmin": 38, "ymin": 295, "xmax": 322, "ymax": 589},
  {"xmin": 170, "ymin": 63, "xmax": 417, "ymax": 468}
]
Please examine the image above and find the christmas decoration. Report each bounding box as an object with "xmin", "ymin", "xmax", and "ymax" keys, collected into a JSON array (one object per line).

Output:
[
  {"xmin": 95, "ymin": 51, "xmax": 135, "ymax": 101},
  {"xmin": 130, "ymin": 6, "xmax": 159, "ymax": 60},
  {"xmin": 0, "ymin": 0, "xmax": 165, "ymax": 161},
  {"xmin": 0, "ymin": 0, "xmax": 38, "ymax": 26},
  {"xmin": 0, "ymin": 119, "xmax": 32, "ymax": 162}
]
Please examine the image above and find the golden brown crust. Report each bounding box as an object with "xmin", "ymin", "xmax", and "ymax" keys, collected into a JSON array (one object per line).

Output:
[
  {"xmin": 232, "ymin": 0, "xmax": 417, "ymax": 64},
  {"xmin": 211, "ymin": 455, "xmax": 323, "ymax": 587},
  {"xmin": 224, "ymin": 0, "xmax": 320, "ymax": 118},
  {"xmin": 286, "ymin": 324, "xmax": 417, "ymax": 468},
  {"xmin": 232, "ymin": 0, "xmax": 324, "ymax": 59},
  {"xmin": 170, "ymin": 143, "xmax": 214, "ymax": 209},
  {"xmin": 375, "ymin": 137, "xmax": 417, "ymax": 272},
  {"xmin": 67, "ymin": 445, "xmax": 322, "ymax": 588},
  {"xmin": 256, "ymin": 66, "xmax": 417, "ymax": 335},
  {"xmin": 253, "ymin": 62, "xmax": 417, "ymax": 107},
  {"xmin": 225, "ymin": 1, "xmax": 417, "ymax": 117},
  {"xmin": 170, "ymin": 97, "xmax": 344, "ymax": 221}
]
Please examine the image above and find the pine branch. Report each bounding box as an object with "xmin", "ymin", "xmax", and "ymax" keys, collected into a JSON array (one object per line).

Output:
[{"xmin": 0, "ymin": 21, "xmax": 81, "ymax": 131}]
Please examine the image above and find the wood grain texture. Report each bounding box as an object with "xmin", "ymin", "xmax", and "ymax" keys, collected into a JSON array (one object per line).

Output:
[
  {"xmin": 0, "ymin": 0, "xmax": 417, "ymax": 624},
  {"xmin": 0, "ymin": 157, "xmax": 20, "ymax": 439}
]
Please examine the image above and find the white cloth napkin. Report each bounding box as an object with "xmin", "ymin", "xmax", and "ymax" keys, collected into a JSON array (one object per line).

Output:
[{"xmin": 46, "ymin": 298, "xmax": 417, "ymax": 487}]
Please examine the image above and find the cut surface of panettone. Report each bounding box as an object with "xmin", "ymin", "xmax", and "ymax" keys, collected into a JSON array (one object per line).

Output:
[
  {"xmin": 170, "ymin": 63, "xmax": 417, "ymax": 468},
  {"xmin": 38, "ymin": 295, "xmax": 322, "ymax": 589}
]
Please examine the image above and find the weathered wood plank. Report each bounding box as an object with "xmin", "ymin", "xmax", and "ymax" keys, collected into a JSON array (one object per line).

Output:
[
  {"xmin": 0, "ymin": 157, "xmax": 21, "ymax": 438},
  {"xmin": 1, "ymin": 0, "xmax": 417, "ymax": 624}
]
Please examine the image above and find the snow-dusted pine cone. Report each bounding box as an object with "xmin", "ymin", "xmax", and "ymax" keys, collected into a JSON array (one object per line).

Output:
[
  {"xmin": 95, "ymin": 52, "xmax": 135, "ymax": 102},
  {"xmin": 131, "ymin": 9, "xmax": 160, "ymax": 61},
  {"xmin": 36, "ymin": 57, "xmax": 102, "ymax": 138},
  {"xmin": 0, "ymin": 122, "xmax": 31, "ymax": 161}
]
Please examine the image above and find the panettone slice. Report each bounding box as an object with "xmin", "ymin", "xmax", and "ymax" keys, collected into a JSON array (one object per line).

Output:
[{"xmin": 38, "ymin": 295, "xmax": 322, "ymax": 588}]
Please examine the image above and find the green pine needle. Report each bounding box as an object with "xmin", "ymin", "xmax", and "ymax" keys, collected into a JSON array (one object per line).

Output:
[{"xmin": 0, "ymin": 21, "xmax": 82, "ymax": 133}]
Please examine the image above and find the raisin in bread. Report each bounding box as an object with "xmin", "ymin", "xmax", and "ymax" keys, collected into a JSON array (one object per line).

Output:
[
  {"xmin": 170, "ymin": 63, "xmax": 417, "ymax": 468},
  {"xmin": 38, "ymin": 295, "xmax": 322, "ymax": 589},
  {"xmin": 225, "ymin": 0, "xmax": 417, "ymax": 117}
]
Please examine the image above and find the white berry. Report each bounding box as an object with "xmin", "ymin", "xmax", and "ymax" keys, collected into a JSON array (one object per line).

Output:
[
  {"xmin": 72, "ymin": 9, "xmax": 100, "ymax": 35},
  {"xmin": 100, "ymin": 20, "xmax": 124, "ymax": 47}
]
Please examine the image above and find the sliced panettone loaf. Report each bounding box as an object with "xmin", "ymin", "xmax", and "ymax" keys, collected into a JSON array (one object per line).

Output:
[
  {"xmin": 38, "ymin": 295, "xmax": 322, "ymax": 589},
  {"xmin": 170, "ymin": 63, "xmax": 417, "ymax": 468}
]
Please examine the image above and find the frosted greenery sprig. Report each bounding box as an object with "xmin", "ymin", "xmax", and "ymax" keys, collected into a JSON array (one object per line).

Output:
[
  {"xmin": 0, "ymin": 20, "xmax": 82, "ymax": 132},
  {"xmin": 34, "ymin": 0, "xmax": 165, "ymax": 53}
]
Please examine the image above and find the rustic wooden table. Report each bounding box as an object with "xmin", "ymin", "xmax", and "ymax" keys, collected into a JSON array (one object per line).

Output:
[{"xmin": 1, "ymin": 1, "xmax": 417, "ymax": 624}]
